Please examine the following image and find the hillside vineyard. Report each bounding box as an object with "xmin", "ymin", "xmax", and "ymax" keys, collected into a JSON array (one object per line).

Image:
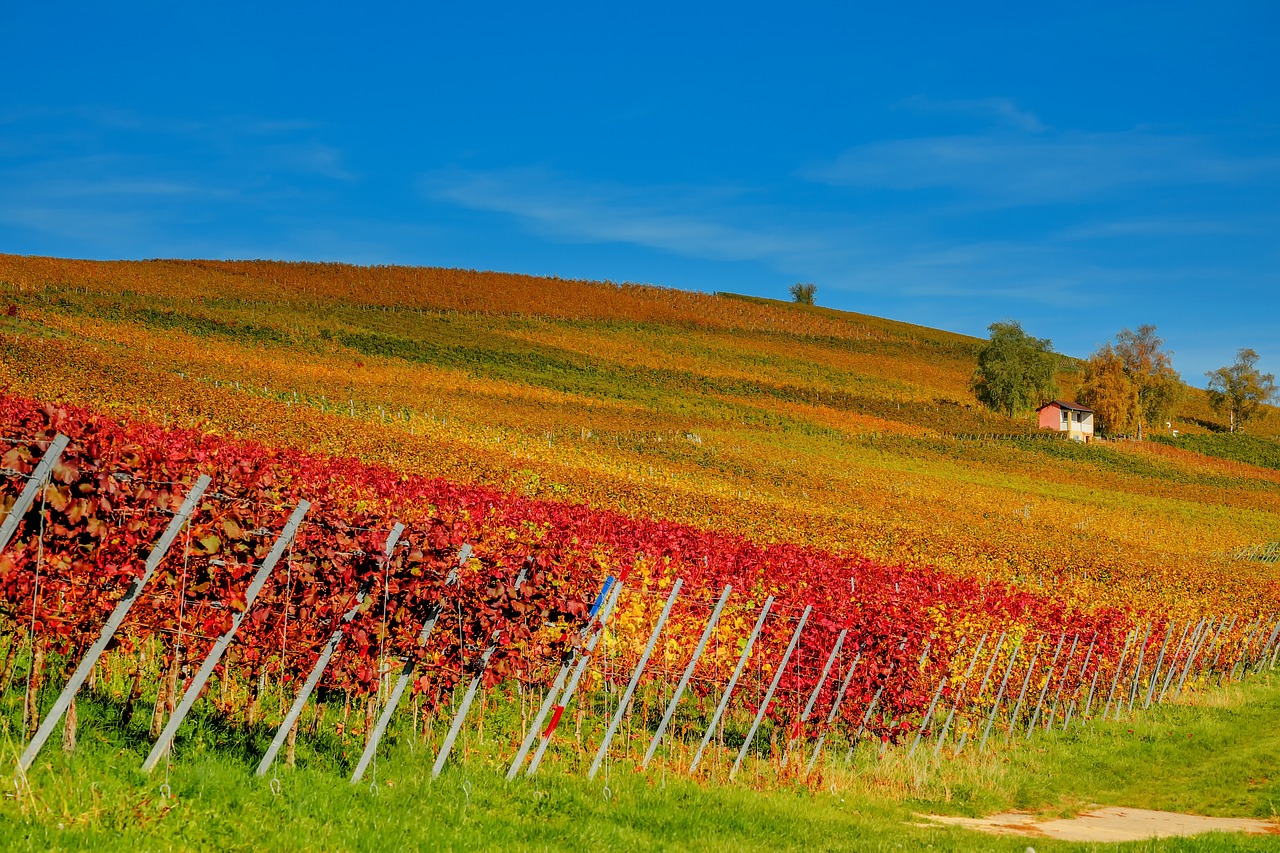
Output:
[{"xmin": 0, "ymin": 255, "xmax": 1277, "ymax": 781}]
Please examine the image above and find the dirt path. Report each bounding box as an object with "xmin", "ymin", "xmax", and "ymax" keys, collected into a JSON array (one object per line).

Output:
[{"xmin": 921, "ymin": 806, "xmax": 1279, "ymax": 843}]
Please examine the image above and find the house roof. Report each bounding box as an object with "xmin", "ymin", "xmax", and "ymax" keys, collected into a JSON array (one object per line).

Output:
[{"xmin": 1037, "ymin": 399, "xmax": 1095, "ymax": 414}]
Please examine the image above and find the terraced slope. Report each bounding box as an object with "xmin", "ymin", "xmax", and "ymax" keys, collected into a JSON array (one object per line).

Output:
[{"xmin": 1, "ymin": 254, "xmax": 1278, "ymax": 614}]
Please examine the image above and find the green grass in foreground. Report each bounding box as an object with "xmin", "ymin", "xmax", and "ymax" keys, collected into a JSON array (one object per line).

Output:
[{"xmin": 2, "ymin": 674, "xmax": 1279, "ymax": 852}]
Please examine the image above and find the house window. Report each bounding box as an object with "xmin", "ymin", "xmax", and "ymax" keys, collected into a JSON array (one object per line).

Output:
[{"xmin": 1061, "ymin": 409, "xmax": 1069, "ymax": 425}]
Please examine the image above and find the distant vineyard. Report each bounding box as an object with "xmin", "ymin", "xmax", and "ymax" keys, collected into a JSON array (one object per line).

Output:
[{"xmin": 1151, "ymin": 432, "xmax": 1280, "ymax": 473}]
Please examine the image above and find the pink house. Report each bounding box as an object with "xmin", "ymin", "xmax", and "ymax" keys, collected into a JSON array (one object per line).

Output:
[{"xmin": 1037, "ymin": 400, "xmax": 1095, "ymax": 442}]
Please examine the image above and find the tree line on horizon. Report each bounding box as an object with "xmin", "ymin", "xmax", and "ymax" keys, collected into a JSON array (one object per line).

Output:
[{"xmin": 971, "ymin": 321, "xmax": 1277, "ymax": 436}]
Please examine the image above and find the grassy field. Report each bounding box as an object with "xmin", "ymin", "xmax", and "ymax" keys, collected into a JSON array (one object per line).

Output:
[{"xmin": 3, "ymin": 668, "xmax": 1278, "ymax": 851}]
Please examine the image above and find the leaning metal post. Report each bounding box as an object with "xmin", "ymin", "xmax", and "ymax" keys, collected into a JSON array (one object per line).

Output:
[
  {"xmin": 1173, "ymin": 617, "xmax": 1212, "ymax": 699},
  {"xmin": 934, "ymin": 632, "xmax": 991, "ymax": 757},
  {"xmin": 1125, "ymin": 622, "xmax": 1153, "ymax": 715},
  {"xmin": 640, "ymin": 584, "xmax": 733, "ymax": 770},
  {"xmin": 782, "ymin": 627, "xmax": 846, "ymax": 768},
  {"xmin": 20, "ymin": 474, "xmax": 211, "ymax": 772},
  {"xmin": 256, "ymin": 522, "xmax": 404, "ymax": 778},
  {"xmin": 908, "ymin": 677, "xmax": 949, "ymax": 758},
  {"xmin": 1157, "ymin": 619, "xmax": 1196, "ymax": 704},
  {"xmin": 1007, "ymin": 637, "xmax": 1043, "ymax": 743},
  {"xmin": 587, "ymin": 579, "xmax": 683, "ymax": 780},
  {"xmin": 848, "ymin": 637, "xmax": 925, "ymax": 763},
  {"xmin": 142, "ymin": 500, "xmax": 310, "ymax": 773},
  {"xmin": 806, "ymin": 646, "xmax": 861, "ymax": 773},
  {"xmin": 525, "ymin": 580, "xmax": 626, "ymax": 777},
  {"xmin": 730, "ymin": 605, "xmax": 811, "ymax": 780},
  {"xmin": 689, "ymin": 596, "xmax": 774, "ymax": 773},
  {"xmin": 1062, "ymin": 634, "xmax": 1097, "ymax": 729},
  {"xmin": 507, "ymin": 575, "xmax": 617, "ymax": 780},
  {"xmin": 430, "ymin": 567, "xmax": 529, "ymax": 778},
  {"xmin": 978, "ymin": 636, "xmax": 1022, "ymax": 752},
  {"xmin": 1102, "ymin": 628, "xmax": 1135, "ymax": 720},
  {"xmin": 955, "ymin": 631, "xmax": 1006, "ymax": 755},
  {"xmin": 1026, "ymin": 632, "xmax": 1066, "ymax": 738},
  {"xmin": 0, "ymin": 433, "xmax": 70, "ymax": 555},
  {"xmin": 350, "ymin": 543, "xmax": 472, "ymax": 784},
  {"xmin": 1143, "ymin": 622, "xmax": 1175, "ymax": 709},
  {"xmin": 1044, "ymin": 633, "xmax": 1080, "ymax": 731}
]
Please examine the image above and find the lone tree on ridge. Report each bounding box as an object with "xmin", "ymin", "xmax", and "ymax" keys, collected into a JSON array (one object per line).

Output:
[{"xmin": 789, "ymin": 282, "xmax": 817, "ymax": 305}]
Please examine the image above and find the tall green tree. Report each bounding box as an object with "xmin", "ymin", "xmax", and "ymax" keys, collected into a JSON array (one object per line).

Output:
[
  {"xmin": 971, "ymin": 321, "xmax": 1059, "ymax": 417},
  {"xmin": 1206, "ymin": 348, "xmax": 1277, "ymax": 433},
  {"xmin": 1113, "ymin": 325, "xmax": 1183, "ymax": 439},
  {"xmin": 1079, "ymin": 343, "xmax": 1139, "ymax": 435}
]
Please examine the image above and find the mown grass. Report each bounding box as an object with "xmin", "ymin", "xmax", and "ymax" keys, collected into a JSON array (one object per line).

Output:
[{"xmin": 3, "ymin": 670, "xmax": 1278, "ymax": 851}]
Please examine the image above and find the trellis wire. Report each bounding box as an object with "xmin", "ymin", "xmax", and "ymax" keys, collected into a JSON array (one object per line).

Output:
[
  {"xmin": 730, "ymin": 604, "xmax": 810, "ymax": 780},
  {"xmin": 690, "ymin": 595, "xmax": 773, "ymax": 773},
  {"xmin": 588, "ymin": 578, "xmax": 682, "ymax": 780},
  {"xmin": 142, "ymin": 500, "xmax": 310, "ymax": 773},
  {"xmin": 19, "ymin": 475, "xmax": 211, "ymax": 772}
]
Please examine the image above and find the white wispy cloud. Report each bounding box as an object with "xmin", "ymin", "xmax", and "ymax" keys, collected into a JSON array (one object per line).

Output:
[
  {"xmin": 807, "ymin": 128, "xmax": 1279, "ymax": 206},
  {"xmin": 426, "ymin": 167, "xmax": 825, "ymax": 263},
  {"xmin": 421, "ymin": 165, "xmax": 1144, "ymax": 311},
  {"xmin": 1052, "ymin": 217, "xmax": 1247, "ymax": 241},
  {"xmin": 898, "ymin": 95, "xmax": 1048, "ymax": 133}
]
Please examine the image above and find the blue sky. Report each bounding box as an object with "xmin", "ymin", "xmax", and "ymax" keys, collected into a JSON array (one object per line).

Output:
[{"xmin": 2, "ymin": 2, "xmax": 1277, "ymax": 383}]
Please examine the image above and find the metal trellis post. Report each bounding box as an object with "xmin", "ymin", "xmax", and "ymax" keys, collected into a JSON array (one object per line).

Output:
[
  {"xmin": 1062, "ymin": 634, "xmax": 1097, "ymax": 729},
  {"xmin": 256, "ymin": 522, "xmax": 404, "ymax": 777},
  {"xmin": 978, "ymin": 636, "xmax": 1022, "ymax": 752},
  {"xmin": 0, "ymin": 433, "xmax": 70, "ymax": 555},
  {"xmin": 526, "ymin": 579, "xmax": 626, "ymax": 777},
  {"xmin": 934, "ymin": 632, "xmax": 991, "ymax": 757},
  {"xmin": 508, "ymin": 575, "xmax": 617, "ymax": 780},
  {"xmin": 19, "ymin": 474, "xmax": 211, "ymax": 772},
  {"xmin": 1044, "ymin": 633, "xmax": 1080, "ymax": 731},
  {"xmin": 142, "ymin": 500, "xmax": 310, "ymax": 773},
  {"xmin": 848, "ymin": 637, "xmax": 925, "ymax": 763},
  {"xmin": 350, "ymin": 543, "xmax": 471, "ymax": 783},
  {"xmin": 1144, "ymin": 622, "xmax": 1175, "ymax": 709},
  {"xmin": 641, "ymin": 584, "xmax": 732, "ymax": 770},
  {"xmin": 955, "ymin": 631, "xmax": 1006, "ymax": 755},
  {"xmin": 1026, "ymin": 632, "xmax": 1065, "ymax": 738},
  {"xmin": 587, "ymin": 579, "xmax": 683, "ymax": 780},
  {"xmin": 1102, "ymin": 629, "xmax": 1136, "ymax": 720},
  {"xmin": 730, "ymin": 604, "xmax": 811, "ymax": 780},
  {"xmin": 431, "ymin": 567, "xmax": 529, "ymax": 778},
  {"xmin": 782, "ymin": 627, "xmax": 846, "ymax": 768},
  {"xmin": 689, "ymin": 595, "xmax": 774, "ymax": 773},
  {"xmin": 806, "ymin": 647, "xmax": 860, "ymax": 773}
]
